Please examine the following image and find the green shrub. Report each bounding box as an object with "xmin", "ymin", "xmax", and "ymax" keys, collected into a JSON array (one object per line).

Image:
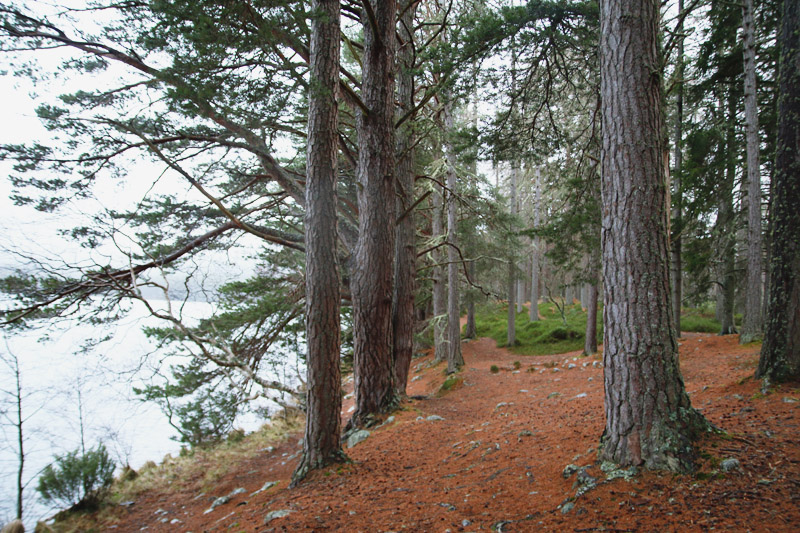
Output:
[
  {"xmin": 37, "ymin": 444, "xmax": 116, "ymax": 510},
  {"xmin": 490, "ymin": 365, "xmax": 500, "ymax": 374}
]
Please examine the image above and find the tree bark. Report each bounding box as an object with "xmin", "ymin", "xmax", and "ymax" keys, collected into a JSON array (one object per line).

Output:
[
  {"xmin": 432, "ymin": 179, "xmax": 447, "ymax": 362},
  {"xmin": 585, "ymin": 245, "xmax": 601, "ymax": 355},
  {"xmin": 740, "ymin": 0, "xmax": 764, "ymax": 343},
  {"xmin": 671, "ymin": 0, "xmax": 685, "ymax": 336},
  {"xmin": 444, "ymin": 101, "xmax": 464, "ymax": 374},
  {"xmin": 599, "ymin": 0, "xmax": 707, "ymax": 472},
  {"xmin": 529, "ymin": 167, "xmax": 542, "ymax": 321},
  {"xmin": 464, "ymin": 260, "xmax": 478, "ymax": 339},
  {"xmin": 292, "ymin": 0, "xmax": 346, "ymax": 485},
  {"xmin": 392, "ymin": 1, "xmax": 418, "ymax": 396},
  {"xmin": 757, "ymin": 0, "xmax": 800, "ymax": 382},
  {"xmin": 716, "ymin": 94, "xmax": 738, "ymax": 335},
  {"xmin": 507, "ymin": 162, "xmax": 518, "ymax": 346},
  {"xmin": 584, "ymin": 275, "xmax": 599, "ymax": 356},
  {"xmin": 350, "ymin": 0, "xmax": 398, "ymax": 428}
]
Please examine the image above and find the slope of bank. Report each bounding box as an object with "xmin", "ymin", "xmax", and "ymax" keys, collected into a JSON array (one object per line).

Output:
[{"xmin": 52, "ymin": 333, "xmax": 799, "ymax": 532}]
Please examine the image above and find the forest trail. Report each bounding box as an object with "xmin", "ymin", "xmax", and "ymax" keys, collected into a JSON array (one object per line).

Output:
[{"xmin": 96, "ymin": 334, "xmax": 799, "ymax": 532}]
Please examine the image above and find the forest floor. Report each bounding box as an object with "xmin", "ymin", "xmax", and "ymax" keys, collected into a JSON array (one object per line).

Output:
[{"xmin": 73, "ymin": 333, "xmax": 799, "ymax": 532}]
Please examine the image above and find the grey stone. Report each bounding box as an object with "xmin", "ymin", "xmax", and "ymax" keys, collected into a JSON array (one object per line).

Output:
[
  {"xmin": 721, "ymin": 458, "xmax": 740, "ymax": 472},
  {"xmin": 561, "ymin": 501, "xmax": 575, "ymax": 514},
  {"xmin": 203, "ymin": 496, "xmax": 230, "ymax": 514},
  {"xmin": 548, "ymin": 392, "xmax": 561, "ymax": 399},
  {"xmin": 783, "ymin": 397, "xmax": 798, "ymax": 403},
  {"xmin": 427, "ymin": 415, "xmax": 445, "ymax": 421},
  {"xmin": 495, "ymin": 402, "xmax": 508, "ymax": 410},
  {"xmin": 229, "ymin": 487, "xmax": 246, "ymax": 497},
  {"xmin": 575, "ymin": 393, "xmax": 587, "ymax": 398},
  {"xmin": 462, "ymin": 519, "xmax": 471, "ymax": 527},
  {"xmin": 264, "ymin": 509, "xmax": 293, "ymax": 524},
  {"xmin": 347, "ymin": 429, "xmax": 371, "ymax": 448},
  {"xmin": 567, "ymin": 364, "xmax": 577, "ymax": 369},
  {"xmin": 250, "ymin": 481, "xmax": 278, "ymax": 497},
  {"xmin": 562, "ymin": 464, "xmax": 580, "ymax": 479}
]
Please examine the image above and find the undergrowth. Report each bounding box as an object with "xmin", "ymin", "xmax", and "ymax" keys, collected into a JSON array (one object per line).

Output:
[
  {"xmin": 48, "ymin": 409, "xmax": 304, "ymax": 532},
  {"xmin": 473, "ymin": 301, "xmax": 729, "ymax": 355},
  {"xmin": 472, "ymin": 301, "xmax": 601, "ymax": 356}
]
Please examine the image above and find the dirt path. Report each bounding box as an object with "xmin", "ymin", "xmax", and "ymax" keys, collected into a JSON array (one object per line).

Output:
[{"xmin": 103, "ymin": 334, "xmax": 799, "ymax": 532}]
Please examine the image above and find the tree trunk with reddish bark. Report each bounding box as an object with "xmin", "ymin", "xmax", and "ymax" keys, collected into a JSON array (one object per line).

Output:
[
  {"xmin": 757, "ymin": 0, "xmax": 800, "ymax": 383},
  {"xmin": 599, "ymin": 0, "xmax": 708, "ymax": 472},
  {"xmin": 350, "ymin": 0, "xmax": 398, "ymax": 428},
  {"xmin": 392, "ymin": 1, "xmax": 418, "ymax": 396},
  {"xmin": 292, "ymin": 0, "xmax": 346, "ymax": 485}
]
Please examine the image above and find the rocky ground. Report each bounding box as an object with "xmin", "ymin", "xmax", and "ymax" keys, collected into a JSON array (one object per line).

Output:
[{"xmin": 76, "ymin": 333, "xmax": 798, "ymax": 532}]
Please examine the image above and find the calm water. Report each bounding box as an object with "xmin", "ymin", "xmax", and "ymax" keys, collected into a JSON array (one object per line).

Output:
[{"xmin": 0, "ymin": 299, "xmax": 301, "ymax": 528}]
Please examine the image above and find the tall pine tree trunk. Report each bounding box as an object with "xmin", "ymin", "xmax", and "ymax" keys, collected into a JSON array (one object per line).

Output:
[
  {"xmin": 392, "ymin": 1, "xmax": 418, "ymax": 396},
  {"xmin": 432, "ymin": 179, "xmax": 446, "ymax": 362},
  {"xmin": 757, "ymin": 0, "xmax": 800, "ymax": 382},
  {"xmin": 444, "ymin": 101, "xmax": 464, "ymax": 373},
  {"xmin": 507, "ymin": 162, "xmax": 518, "ymax": 346},
  {"xmin": 740, "ymin": 0, "xmax": 764, "ymax": 343},
  {"xmin": 293, "ymin": 0, "xmax": 346, "ymax": 484},
  {"xmin": 350, "ymin": 0, "xmax": 398, "ymax": 428},
  {"xmin": 465, "ymin": 260, "xmax": 478, "ymax": 338},
  {"xmin": 529, "ymin": 167, "xmax": 542, "ymax": 321},
  {"xmin": 671, "ymin": 0, "xmax": 685, "ymax": 336},
  {"xmin": 599, "ymin": 0, "xmax": 707, "ymax": 472},
  {"xmin": 717, "ymin": 94, "xmax": 738, "ymax": 335}
]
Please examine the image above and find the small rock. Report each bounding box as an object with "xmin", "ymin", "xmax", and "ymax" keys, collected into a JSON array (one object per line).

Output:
[
  {"xmin": 169, "ymin": 519, "xmax": 181, "ymax": 525},
  {"xmin": 574, "ymin": 468, "xmax": 597, "ymax": 491},
  {"xmin": 518, "ymin": 430, "xmax": 534, "ymax": 437},
  {"xmin": 347, "ymin": 429, "xmax": 371, "ymax": 448},
  {"xmin": 582, "ymin": 362, "xmax": 590, "ymax": 367},
  {"xmin": 562, "ymin": 464, "xmax": 580, "ymax": 478},
  {"xmin": 567, "ymin": 364, "xmax": 577, "ymax": 369},
  {"xmin": 462, "ymin": 519, "xmax": 471, "ymax": 527},
  {"xmin": 548, "ymin": 392, "xmax": 561, "ymax": 399},
  {"xmin": 495, "ymin": 402, "xmax": 508, "ymax": 410},
  {"xmin": 264, "ymin": 509, "xmax": 293, "ymax": 524},
  {"xmin": 519, "ymin": 389, "xmax": 529, "ymax": 393},
  {"xmin": 154, "ymin": 509, "xmax": 168, "ymax": 516},
  {"xmin": 783, "ymin": 397, "xmax": 798, "ymax": 403},
  {"xmin": 259, "ymin": 446, "xmax": 275, "ymax": 453},
  {"xmin": 588, "ymin": 377, "xmax": 594, "ymax": 382},
  {"xmin": 512, "ymin": 370, "xmax": 520, "ymax": 374},
  {"xmin": 427, "ymin": 415, "xmax": 445, "ymax": 421},
  {"xmin": 229, "ymin": 487, "xmax": 246, "ymax": 497},
  {"xmin": 411, "ymin": 375, "xmax": 422, "ymax": 382},
  {"xmin": 251, "ymin": 481, "xmax": 278, "ymax": 497},
  {"xmin": 733, "ymin": 394, "xmax": 744, "ymax": 400},
  {"xmin": 552, "ymin": 368, "xmax": 560, "ymax": 373},
  {"xmin": 575, "ymin": 393, "xmax": 588, "ymax": 398},
  {"xmin": 592, "ymin": 361, "xmax": 602, "ymax": 368},
  {"xmin": 119, "ymin": 500, "xmax": 135, "ymax": 507},
  {"xmin": 203, "ymin": 496, "xmax": 230, "ymax": 514},
  {"xmin": 721, "ymin": 458, "xmax": 740, "ymax": 472},
  {"xmin": 561, "ymin": 501, "xmax": 575, "ymax": 514},
  {"xmin": 380, "ymin": 415, "xmax": 396, "ymax": 427}
]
